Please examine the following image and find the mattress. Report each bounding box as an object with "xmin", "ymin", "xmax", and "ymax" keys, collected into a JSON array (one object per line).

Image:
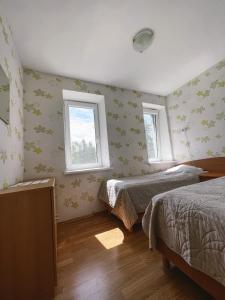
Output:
[{"xmin": 142, "ymin": 176, "xmax": 225, "ymax": 287}]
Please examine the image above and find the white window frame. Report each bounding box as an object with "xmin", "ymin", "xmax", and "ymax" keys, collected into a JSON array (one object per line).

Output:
[
  {"xmin": 142, "ymin": 102, "xmax": 173, "ymax": 163},
  {"xmin": 143, "ymin": 108, "xmax": 161, "ymax": 162},
  {"xmin": 63, "ymin": 90, "xmax": 110, "ymax": 173}
]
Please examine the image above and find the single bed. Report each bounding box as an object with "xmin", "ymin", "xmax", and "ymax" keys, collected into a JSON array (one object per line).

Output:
[
  {"xmin": 98, "ymin": 165, "xmax": 202, "ymax": 230},
  {"xmin": 142, "ymin": 157, "xmax": 225, "ymax": 299}
]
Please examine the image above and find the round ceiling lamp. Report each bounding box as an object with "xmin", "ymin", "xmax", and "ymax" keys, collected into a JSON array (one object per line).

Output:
[{"xmin": 133, "ymin": 28, "xmax": 154, "ymax": 53}]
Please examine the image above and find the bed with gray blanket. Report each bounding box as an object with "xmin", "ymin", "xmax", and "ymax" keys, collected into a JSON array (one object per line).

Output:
[
  {"xmin": 98, "ymin": 167, "xmax": 201, "ymax": 229},
  {"xmin": 142, "ymin": 176, "xmax": 225, "ymax": 288}
]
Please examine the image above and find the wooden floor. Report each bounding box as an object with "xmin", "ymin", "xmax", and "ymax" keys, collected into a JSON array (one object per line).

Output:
[{"xmin": 55, "ymin": 212, "xmax": 212, "ymax": 300}]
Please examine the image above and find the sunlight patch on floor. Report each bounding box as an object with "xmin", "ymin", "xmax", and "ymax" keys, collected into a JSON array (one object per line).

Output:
[{"xmin": 95, "ymin": 228, "xmax": 124, "ymax": 249}]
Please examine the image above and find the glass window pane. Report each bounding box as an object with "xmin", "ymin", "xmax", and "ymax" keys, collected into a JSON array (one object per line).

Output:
[
  {"xmin": 144, "ymin": 112, "xmax": 158, "ymax": 160},
  {"xmin": 69, "ymin": 105, "xmax": 98, "ymax": 165}
]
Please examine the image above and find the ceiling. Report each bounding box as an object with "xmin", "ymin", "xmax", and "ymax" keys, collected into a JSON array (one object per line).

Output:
[{"xmin": 2, "ymin": 0, "xmax": 225, "ymax": 95}]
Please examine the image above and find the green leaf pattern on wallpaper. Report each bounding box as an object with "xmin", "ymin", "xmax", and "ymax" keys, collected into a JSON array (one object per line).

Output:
[
  {"xmin": 196, "ymin": 90, "xmax": 210, "ymax": 98},
  {"xmin": 25, "ymin": 142, "xmax": 42, "ymax": 154},
  {"xmin": 0, "ymin": 11, "xmax": 24, "ymax": 189},
  {"xmin": 24, "ymin": 102, "xmax": 42, "ymax": 116},
  {"xmin": 168, "ymin": 58, "xmax": 225, "ymax": 162},
  {"xmin": 0, "ymin": 151, "xmax": 7, "ymax": 163},
  {"xmin": 34, "ymin": 125, "xmax": 54, "ymax": 135},
  {"xmin": 23, "ymin": 68, "xmax": 166, "ymax": 221},
  {"xmin": 71, "ymin": 179, "xmax": 81, "ymax": 188},
  {"xmin": 33, "ymin": 88, "xmax": 53, "ymax": 99}
]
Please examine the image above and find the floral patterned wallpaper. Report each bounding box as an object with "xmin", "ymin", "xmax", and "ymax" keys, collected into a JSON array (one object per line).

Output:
[
  {"xmin": 167, "ymin": 59, "xmax": 225, "ymax": 162},
  {"xmin": 23, "ymin": 69, "xmax": 168, "ymax": 221},
  {"xmin": 1, "ymin": 2, "xmax": 224, "ymax": 222},
  {"xmin": 0, "ymin": 8, "xmax": 23, "ymax": 189}
]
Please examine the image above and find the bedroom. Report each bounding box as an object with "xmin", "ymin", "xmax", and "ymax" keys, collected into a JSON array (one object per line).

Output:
[{"xmin": 0, "ymin": 0, "xmax": 225, "ymax": 299}]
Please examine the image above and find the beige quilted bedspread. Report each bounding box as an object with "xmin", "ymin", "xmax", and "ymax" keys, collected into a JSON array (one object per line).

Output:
[
  {"xmin": 142, "ymin": 177, "xmax": 225, "ymax": 287},
  {"xmin": 98, "ymin": 172, "xmax": 199, "ymax": 229}
]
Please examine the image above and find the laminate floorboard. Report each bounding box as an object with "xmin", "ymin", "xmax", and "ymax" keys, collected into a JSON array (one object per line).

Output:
[{"xmin": 55, "ymin": 212, "xmax": 212, "ymax": 300}]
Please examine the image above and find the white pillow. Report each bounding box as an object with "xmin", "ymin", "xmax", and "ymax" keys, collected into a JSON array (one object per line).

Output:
[{"xmin": 164, "ymin": 164, "xmax": 203, "ymax": 175}]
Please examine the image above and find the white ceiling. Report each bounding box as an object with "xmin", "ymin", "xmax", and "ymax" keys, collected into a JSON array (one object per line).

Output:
[{"xmin": 2, "ymin": 0, "xmax": 225, "ymax": 95}]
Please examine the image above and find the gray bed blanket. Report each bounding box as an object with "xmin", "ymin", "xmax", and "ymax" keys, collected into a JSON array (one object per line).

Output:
[
  {"xmin": 98, "ymin": 171, "xmax": 199, "ymax": 229},
  {"xmin": 142, "ymin": 176, "xmax": 225, "ymax": 287}
]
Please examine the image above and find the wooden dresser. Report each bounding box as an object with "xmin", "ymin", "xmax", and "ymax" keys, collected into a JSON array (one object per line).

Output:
[{"xmin": 0, "ymin": 178, "xmax": 57, "ymax": 300}]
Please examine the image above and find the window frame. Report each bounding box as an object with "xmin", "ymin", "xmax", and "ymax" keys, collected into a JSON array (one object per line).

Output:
[
  {"xmin": 143, "ymin": 107, "xmax": 161, "ymax": 162},
  {"xmin": 64, "ymin": 100, "xmax": 102, "ymax": 170},
  {"xmin": 63, "ymin": 90, "xmax": 111, "ymax": 173}
]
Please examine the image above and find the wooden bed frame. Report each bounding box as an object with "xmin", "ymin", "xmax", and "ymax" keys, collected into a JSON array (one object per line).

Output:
[
  {"xmin": 156, "ymin": 157, "xmax": 225, "ymax": 299},
  {"xmin": 184, "ymin": 156, "xmax": 225, "ymax": 172},
  {"xmin": 157, "ymin": 239, "xmax": 225, "ymax": 299},
  {"xmin": 105, "ymin": 157, "xmax": 225, "ymax": 231},
  {"xmin": 104, "ymin": 157, "xmax": 225, "ymax": 296}
]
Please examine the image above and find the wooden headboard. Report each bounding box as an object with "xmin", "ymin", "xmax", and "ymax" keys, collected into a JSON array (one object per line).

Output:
[{"xmin": 183, "ymin": 157, "xmax": 225, "ymax": 173}]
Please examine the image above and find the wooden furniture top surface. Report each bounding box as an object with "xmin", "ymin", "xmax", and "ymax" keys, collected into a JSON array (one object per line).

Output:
[
  {"xmin": 184, "ymin": 157, "xmax": 225, "ymax": 172},
  {"xmin": 0, "ymin": 177, "xmax": 55, "ymax": 195},
  {"xmin": 199, "ymin": 171, "xmax": 225, "ymax": 179}
]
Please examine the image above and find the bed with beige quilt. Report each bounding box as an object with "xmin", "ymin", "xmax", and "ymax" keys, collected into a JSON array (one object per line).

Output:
[
  {"xmin": 142, "ymin": 176, "xmax": 225, "ymax": 299},
  {"xmin": 98, "ymin": 167, "xmax": 201, "ymax": 230}
]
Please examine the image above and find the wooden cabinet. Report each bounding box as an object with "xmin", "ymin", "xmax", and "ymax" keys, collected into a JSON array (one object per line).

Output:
[
  {"xmin": 0, "ymin": 178, "xmax": 57, "ymax": 300},
  {"xmin": 199, "ymin": 171, "xmax": 225, "ymax": 182}
]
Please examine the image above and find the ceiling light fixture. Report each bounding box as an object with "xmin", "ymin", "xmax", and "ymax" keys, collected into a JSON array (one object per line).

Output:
[{"xmin": 133, "ymin": 28, "xmax": 154, "ymax": 53}]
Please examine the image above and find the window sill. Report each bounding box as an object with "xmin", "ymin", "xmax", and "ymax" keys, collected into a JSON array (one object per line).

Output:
[
  {"xmin": 64, "ymin": 166, "xmax": 113, "ymax": 175},
  {"xmin": 147, "ymin": 160, "xmax": 176, "ymax": 165}
]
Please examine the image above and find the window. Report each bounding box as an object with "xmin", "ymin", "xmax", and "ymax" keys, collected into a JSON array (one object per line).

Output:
[
  {"xmin": 143, "ymin": 108, "xmax": 160, "ymax": 161},
  {"xmin": 142, "ymin": 102, "xmax": 173, "ymax": 163},
  {"xmin": 67, "ymin": 102, "xmax": 101, "ymax": 168},
  {"xmin": 63, "ymin": 90, "xmax": 110, "ymax": 173}
]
